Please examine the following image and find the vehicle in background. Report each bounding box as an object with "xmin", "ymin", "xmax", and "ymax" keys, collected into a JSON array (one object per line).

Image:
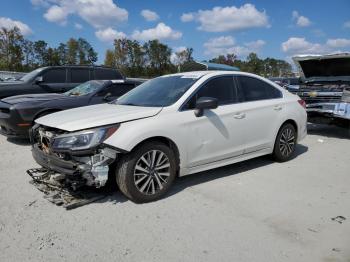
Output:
[
  {"xmin": 291, "ymin": 53, "xmax": 350, "ymax": 127},
  {"xmin": 269, "ymin": 77, "xmax": 300, "ymax": 90},
  {"xmin": 0, "ymin": 71, "xmax": 26, "ymax": 82},
  {"xmin": 0, "ymin": 66, "xmax": 123, "ymax": 99},
  {"xmin": 0, "ymin": 78, "xmax": 145, "ymax": 138},
  {"xmin": 31, "ymin": 71, "xmax": 307, "ymax": 203}
]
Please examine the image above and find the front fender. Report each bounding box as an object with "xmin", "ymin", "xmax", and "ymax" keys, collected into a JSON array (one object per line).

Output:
[{"xmin": 103, "ymin": 115, "xmax": 188, "ymax": 169}]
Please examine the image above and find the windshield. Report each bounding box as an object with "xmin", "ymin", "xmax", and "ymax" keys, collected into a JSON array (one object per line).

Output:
[
  {"xmin": 64, "ymin": 80, "xmax": 105, "ymax": 96},
  {"xmin": 19, "ymin": 68, "xmax": 45, "ymax": 82},
  {"xmin": 115, "ymin": 75, "xmax": 199, "ymax": 107}
]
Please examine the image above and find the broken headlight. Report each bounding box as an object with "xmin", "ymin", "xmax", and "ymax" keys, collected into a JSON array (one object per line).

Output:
[{"xmin": 52, "ymin": 125, "xmax": 119, "ymax": 151}]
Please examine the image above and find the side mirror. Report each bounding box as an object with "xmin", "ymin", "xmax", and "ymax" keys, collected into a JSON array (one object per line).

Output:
[
  {"xmin": 103, "ymin": 93, "xmax": 113, "ymax": 101},
  {"xmin": 34, "ymin": 76, "xmax": 43, "ymax": 84},
  {"xmin": 194, "ymin": 97, "xmax": 218, "ymax": 117}
]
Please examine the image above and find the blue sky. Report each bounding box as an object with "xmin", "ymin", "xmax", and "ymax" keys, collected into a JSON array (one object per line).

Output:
[{"xmin": 1, "ymin": 0, "xmax": 350, "ymax": 64}]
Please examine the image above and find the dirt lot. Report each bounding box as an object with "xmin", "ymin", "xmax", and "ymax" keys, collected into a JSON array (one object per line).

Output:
[{"xmin": 0, "ymin": 124, "xmax": 349, "ymax": 262}]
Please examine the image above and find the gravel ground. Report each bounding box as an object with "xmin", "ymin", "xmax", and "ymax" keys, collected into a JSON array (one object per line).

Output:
[{"xmin": 0, "ymin": 124, "xmax": 349, "ymax": 262}]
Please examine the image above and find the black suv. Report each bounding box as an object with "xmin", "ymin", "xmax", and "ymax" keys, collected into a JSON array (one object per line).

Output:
[{"xmin": 0, "ymin": 66, "xmax": 123, "ymax": 99}]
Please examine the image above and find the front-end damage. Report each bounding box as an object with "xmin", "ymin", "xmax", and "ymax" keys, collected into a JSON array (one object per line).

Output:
[{"xmin": 30, "ymin": 124, "xmax": 119, "ymax": 189}]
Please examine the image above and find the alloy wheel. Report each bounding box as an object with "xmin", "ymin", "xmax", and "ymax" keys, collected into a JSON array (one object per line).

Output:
[
  {"xmin": 133, "ymin": 150, "xmax": 170, "ymax": 195},
  {"xmin": 279, "ymin": 127, "xmax": 295, "ymax": 157}
]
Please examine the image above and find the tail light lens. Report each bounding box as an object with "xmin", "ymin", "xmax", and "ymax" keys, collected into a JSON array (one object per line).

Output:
[{"xmin": 298, "ymin": 99, "xmax": 306, "ymax": 109}]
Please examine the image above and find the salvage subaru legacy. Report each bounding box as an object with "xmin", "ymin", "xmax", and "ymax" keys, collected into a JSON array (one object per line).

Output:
[{"xmin": 30, "ymin": 71, "xmax": 307, "ymax": 203}]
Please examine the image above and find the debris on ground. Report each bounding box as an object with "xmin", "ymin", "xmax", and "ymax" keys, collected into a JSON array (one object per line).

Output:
[
  {"xmin": 332, "ymin": 248, "xmax": 341, "ymax": 252},
  {"xmin": 27, "ymin": 168, "xmax": 108, "ymax": 210},
  {"xmin": 331, "ymin": 216, "xmax": 346, "ymax": 224},
  {"xmin": 317, "ymin": 139, "xmax": 324, "ymax": 143}
]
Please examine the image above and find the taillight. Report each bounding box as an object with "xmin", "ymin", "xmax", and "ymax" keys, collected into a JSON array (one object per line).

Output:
[{"xmin": 298, "ymin": 99, "xmax": 306, "ymax": 109}]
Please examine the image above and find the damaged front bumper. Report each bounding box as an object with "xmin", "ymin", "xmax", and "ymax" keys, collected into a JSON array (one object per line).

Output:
[
  {"xmin": 30, "ymin": 123, "xmax": 119, "ymax": 189},
  {"xmin": 31, "ymin": 145, "xmax": 117, "ymax": 188},
  {"xmin": 306, "ymin": 102, "xmax": 350, "ymax": 125}
]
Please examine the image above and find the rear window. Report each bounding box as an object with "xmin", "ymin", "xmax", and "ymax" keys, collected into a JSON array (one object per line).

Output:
[
  {"xmin": 237, "ymin": 76, "xmax": 282, "ymax": 102},
  {"xmin": 94, "ymin": 69, "xmax": 123, "ymax": 80},
  {"xmin": 71, "ymin": 69, "xmax": 90, "ymax": 83}
]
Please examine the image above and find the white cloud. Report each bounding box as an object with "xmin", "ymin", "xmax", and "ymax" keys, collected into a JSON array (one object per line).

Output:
[
  {"xmin": 44, "ymin": 5, "xmax": 67, "ymax": 25},
  {"xmin": 141, "ymin": 9, "xmax": 159, "ymax": 21},
  {"xmin": 132, "ymin": 23, "xmax": 182, "ymax": 41},
  {"xmin": 180, "ymin": 13, "xmax": 194, "ymax": 22},
  {"xmin": 326, "ymin": 38, "xmax": 350, "ymax": 48},
  {"xmin": 0, "ymin": 17, "xmax": 33, "ymax": 35},
  {"xmin": 292, "ymin": 11, "xmax": 311, "ymax": 27},
  {"xmin": 182, "ymin": 4, "xmax": 269, "ymax": 32},
  {"xmin": 204, "ymin": 36, "xmax": 265, "ymax": 57},
  {"xmin": 343, "ymin": 21, "xmax": 350, "ymax": 28},
  {"xmin": 37, "ymin": 0, "xmax": 128, "ymax": 28},
  {"xmin": 95, "ymin": 27, "xmax": 126, "ymax": 43},
  {"xmin": 282, "ymin": 37, "xmax": 324, "ymax": 54},
  {"xmin": 281, "ymin": 37, "xmax": 350, "ymax": 55},
  {"xmin": 74, "ymin": 23, "xmax": 83, "ymax": 30}
]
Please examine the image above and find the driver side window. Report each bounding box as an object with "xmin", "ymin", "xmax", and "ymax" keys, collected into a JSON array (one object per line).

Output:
[{"xmin": 184, "ymin": 76, "xmax": 236, "ymax": 110}]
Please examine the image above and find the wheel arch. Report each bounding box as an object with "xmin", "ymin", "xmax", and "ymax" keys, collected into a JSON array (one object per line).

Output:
[
  {"xmin": 273, "ymin": 118, "xmax": 298, "ymax": 147},
  {"xmin": 281, "ymin": 119, "xmax": 298, "ymax": 136},
  {"xmin": 129, "ymin": 136, "xmax": 181, "ymax": 174}
]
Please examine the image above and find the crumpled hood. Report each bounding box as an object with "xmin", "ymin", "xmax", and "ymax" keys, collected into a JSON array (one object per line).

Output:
[
  {"xmin": 35, "ymin": 103, "xmax": 162, "ymax": 131},
  {"xmin": 293, "ymin": 53, "xmax": 350, "ymax": 82},
  {"xmin": 2, "ymin": 93, "xmax": 65, "ymax": 105}
]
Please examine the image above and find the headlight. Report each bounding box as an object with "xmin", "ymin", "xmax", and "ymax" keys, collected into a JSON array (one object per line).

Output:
[{"xmin": 52, "ymin": 125, "xmax": 119, "ymax": 151}]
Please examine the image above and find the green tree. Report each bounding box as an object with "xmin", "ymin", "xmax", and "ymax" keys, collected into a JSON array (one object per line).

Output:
[
  {"xmin": 22, "ymin": 39, "xmax": 34, "ymax": 71},
  {"xmin": 104, "ymin": 49, "xmax": 116, "ymax": 68},
  {"xmin": 174, "ymin": 47, "xmax": 194, "ymax": 66},
  {"xmin": 143, "ymin": 40, "xmax": 173, "ymax": 77},
  {"xmin": 56, "ymin": 43, "xmax": 67, "ymax": 65},
  {"xmin": 67, "ymin": 38, "xmax": 79, "ymax": 64},
  {"xmin": 0, "ymin": 27, "xmax": 24, "ymax": 71},
  {"xmin": 33, "ymin": 40, "xmax": 48, "ymax": 66},
  {"xmin": 77, "ymin": 38, "xmax": 97, "ymax": 65}
]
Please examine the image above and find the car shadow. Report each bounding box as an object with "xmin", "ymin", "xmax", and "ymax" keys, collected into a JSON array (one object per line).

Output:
[
  {"xmin": 29, "ymin": 145, "xmax": 308, "ymax": 208},
  {"xmin": 7, "ymin": 137, "xmax": 31, "ymax": 146},
  {"xmin": 307, "ymin": 123, "xmax": 350, "ymax": 139},
  {"xmin": 165, "ymin": 144, "xmax": 308, "ymax": 200}
]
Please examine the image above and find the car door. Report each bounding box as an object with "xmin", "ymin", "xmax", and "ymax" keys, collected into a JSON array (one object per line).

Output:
[
  {"xmin": 39, "ymin": 68, "xmax": 68, "ymax": 93},
  {"xmin": 179, "ymin": 76, "xmax": 246, "ymax": 168},
  {"xmin": 234, "ymin": 75, "xmax": 284, "ymax": 153}
]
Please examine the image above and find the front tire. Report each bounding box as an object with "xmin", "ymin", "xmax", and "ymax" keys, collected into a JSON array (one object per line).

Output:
[
  {"xmin": 272, "ymin": 123, "xmax": 297, "ymax": 162},
  {"xmin": 116, "ymin": 141, "xmax": 177, "ymax": 203}
]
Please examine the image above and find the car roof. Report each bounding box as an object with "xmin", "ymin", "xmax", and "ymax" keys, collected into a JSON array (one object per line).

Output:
[{"xmin": 166, "ymin": 70, "xmax": 267, "ymax": 79}]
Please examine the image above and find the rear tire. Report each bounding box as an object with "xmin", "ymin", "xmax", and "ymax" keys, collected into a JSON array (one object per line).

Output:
[
  {"xmin": 272, "ymin": 123, "xmax": 297, "ymax": 162},
  {"xmin": 116, "ymin": 141, "xmax": 177, "ymax": 203}
]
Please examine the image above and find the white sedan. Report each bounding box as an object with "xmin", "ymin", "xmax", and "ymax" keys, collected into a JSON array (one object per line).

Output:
[{"xmin": 32, "ymin": 71, "xmax": 307, "ymax": 203}]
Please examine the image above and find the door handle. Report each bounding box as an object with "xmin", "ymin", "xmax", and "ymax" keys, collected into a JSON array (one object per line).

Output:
[
  {"xmin": 233, "ymin": 113, "xmax": 246, "ymax": 119},
  {"xmin": 274, "ymin": 105, "xmax": 283, "ymax": 111}
]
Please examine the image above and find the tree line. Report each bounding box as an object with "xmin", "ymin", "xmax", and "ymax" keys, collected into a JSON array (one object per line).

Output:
[
  {"xmin": 0, "ymin": 27, "xmax": 97, "ymax": 72},
  {"xmin": 0, "ymin": 26, "xmax": 293, "ymax": 77}
]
